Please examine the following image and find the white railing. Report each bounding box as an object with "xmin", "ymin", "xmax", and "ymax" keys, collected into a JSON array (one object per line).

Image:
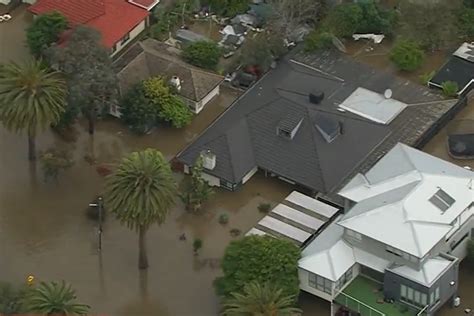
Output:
[
  {"xmin": 416, "ymin": 304, "xmax": 429, "ymax": 316},
  {"xmin": 337, "ymin": 291, "xmax": 385, "ymax": 316}
]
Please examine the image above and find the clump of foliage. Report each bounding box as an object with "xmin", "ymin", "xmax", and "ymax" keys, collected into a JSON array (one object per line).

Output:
[
  {"xmin": 120, "ymin": 77, "xmax": 192, "ymax": 132},
  {"xmin": 0, "ymin": 282, "xmax": 30, "ymax": 315},
  {"xmin": 219, "ymin": 213, "xmax": 229, "ymax": 225},
  {"xmin": 150, "ymin": 6, "xmax": 179, "ymax": 41},
  {"xmin": 193, "ymin": 238, "xmax": 203, "ymax": 254},
  {"xmin": 441, "ymin": 81, "xmax": 459, "ymax": 97},
  {"xmin": 239, "ymin": 33, "xmax": 286, "ymax": 71},
  {"xmin": 325, "ymin": 3, "xmax": 363, "ymax": 38},
  {"xmin": 356, "ymin": 1, "xmax": 397, "ymax": 36},
  {"xmin": 222, "ymin": 281, "xmax": 302, "ymax": 316},
  {"xmin": 40, "ymin": 148, "xmax": 74, "ymax": 182},
  {"xmin": 26, "ymin": 281, "xmax": 90, "ymax": 315},
  {"xmin": 214, "ymin": 235, "xmax": 301, "ymax": 299},
  {"xmin": 230, "ymin": 228, "xmax": 241, "ymax": 237},
  {"xmin": 304, "ymin": 31, "xmax": 333, "ymax": 52},
  {"xmin": 419, "ymin": 71, "xmax": 435, "ymax": 86},
  {"xmin": 390, "ymin": 39, "xmax": 424, "ymax": 72},
  {"xmin": 205, "ymin": 0, "xmax": 249, "ymax": 17},
  {"xmin": 182, "ymin": 41, "xmax": 221, "ymax": 70},
  {"xmin": 26, "ymin": 12, "xmax": 68, "ymax": 57},
  {"xmin": 181, "ymin": 156, "xmax": 214, "ymax": 212},
  {"xmin": 458, "ymin": 7, "xmax": 474, "ymax": 40},
  {"xmin": 258, "ymin": 202, "xmax": 271, "ymax": 213}
]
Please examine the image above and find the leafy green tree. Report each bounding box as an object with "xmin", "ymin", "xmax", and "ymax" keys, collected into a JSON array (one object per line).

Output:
[
  {"xmin": 206, "ymin": 0, "xmax": 249, "ymax": 17},
  {"xmin": 182, "ymin": 41, "xmax": 221, "ymax": 70},
  {"xmin": 120, "ymin": 84, "xmax": 159, "ymax": 134},
  {"xmin": 47, "ymin": 26, "xmax": 118, "ymax": 134},
  {"xmin": 222, "ymin": 281, "xmax": 302, "ymax": 316},
  {"xmin": 105, "ymin": 149, "xmax": 178, "ymax": 269},
  {"xmin": 390, "ymin": 39, "xmax": 424, "ymax": 72},
  {"xmin": 26, "ymin": 11, "xmax": 68, "ymax": 57},
  {"xmin": 304, "ymin": 31, "xmax": 333, "ymax": 52},
  {"xmin": 181, "ymin": 155, "xmax": 214, "ymax": 211},
  {"xmin": 0, "ymin": 60, "xmax": 66, "ymax": 160},
  {"xmin": 441, "ymin": 81, "xmax": 459, "ymax": 97},
  {"xmin": 158, "ymin": 94, "xmax": 193, "ymax": 128},
  {"xmin": 239, "ymin": 33, "xmax": 285, "ymax": 71},
  {"xmin": 356, "ymin": 1, "xmax": 397, "ymax": 35},
  {"xmin": 0, "ymin": 282, "xmax": 30, "ymax": 315},
  {"xmin": 325, "ymin": 3, "xmax": 363, "ymax": 38},
  {"xmin": 26, "ymin": 281, "xmax": 90, "ymax": 315},
  {"xmin": 215, "ymin": 235, "xmax": 301, "ymax": 299},
  {"xmin": 399, "ymin": 0, "xmax": 460, "ymax": 51},
  {"xmin": 458, "ymin": 8, "xmax": 474, "ymax": 40}
]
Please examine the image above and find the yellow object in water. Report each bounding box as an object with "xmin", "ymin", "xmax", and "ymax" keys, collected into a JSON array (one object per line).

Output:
[{"xmin": 27, "ymin": 275, "xmax": 35, "ymax": 286}]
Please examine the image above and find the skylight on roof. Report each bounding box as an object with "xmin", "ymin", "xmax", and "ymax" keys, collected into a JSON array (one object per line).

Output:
[{"xmin": 429, "ymin": 189, "xmax": 455, "ymax": 213}]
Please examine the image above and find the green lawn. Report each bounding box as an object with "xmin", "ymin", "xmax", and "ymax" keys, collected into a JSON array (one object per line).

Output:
[{"xmin": 335, "ymin": 276, "xmax": 420, "ymax": 316}]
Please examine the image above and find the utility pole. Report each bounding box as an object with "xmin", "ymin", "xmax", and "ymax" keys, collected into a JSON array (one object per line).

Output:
[{"xmin": 89, "ymin": 196, "xmax": 104, "ymax": 251}]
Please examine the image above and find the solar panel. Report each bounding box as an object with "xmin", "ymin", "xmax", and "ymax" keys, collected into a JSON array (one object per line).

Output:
[{"xmin": 429, "ymin": 189, "xmax": 455, "ymax": 213}]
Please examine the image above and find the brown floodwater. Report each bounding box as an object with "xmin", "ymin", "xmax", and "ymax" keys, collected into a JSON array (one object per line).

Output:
[{"xmin": 0, "ymin": 85, "xmax": 297, "ymax": 316}]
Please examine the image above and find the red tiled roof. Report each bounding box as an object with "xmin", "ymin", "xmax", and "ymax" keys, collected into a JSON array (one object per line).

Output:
[{"xmin": 29, "ymin": 0, "xmax": 149, "ymax": 49}]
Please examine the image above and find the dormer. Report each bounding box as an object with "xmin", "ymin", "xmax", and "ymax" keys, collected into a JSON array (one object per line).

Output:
[{"xmin": 277, "ymin": 114, "xmax": 303, "ymax": 140}]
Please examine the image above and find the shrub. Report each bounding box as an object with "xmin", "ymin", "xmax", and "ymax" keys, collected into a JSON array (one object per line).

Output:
[
  {"xmin": 325, "ymin": 3, "xmax": 363, "ymax": 38},
  {"xmin": 26, "ymin": 12, "xmax": 68, "ymax": 57},
  {"xmin": 214, "ymin": 235, "xmax": 301, "ymax": 299},
  {"xmin": 219, "ymin": 213, "xmax": 229, "ymax": 225},
  {"xmin": 193, "ymin": 238, "xmax": 203, "ymax": 254},
  {"xmin": 258, "ymin": 203, "xmax": 271, "ymax": 213},
  {"xmin": 357, "ymin": 1, "xmax": 397, "ymax": 35},
  {"xmin": 441, "ymin": 81, "xmax": 459, "ymax": 97},
  {"xmin": 182, "ymin": 41, "xmax": 221, "ymax": 70},
  {"xmin": 180, "ymin": 156, "xmax": 214, "ymax": 211},
  {"xmin": 40, "ymin": 148, "xmax": 74, "ymax": 182},
  {"xmin": 390, "ymin": 39, "xmax": 424, "ymax": 72},
  {"xmin": 304, "ymin": 31, "xmax": 333, "ymax": 52},
  {"xmin": 158, "ymin": 95, "xmax": 193, "ymax": 128},
  {"xmin": 230, "ymin": 228, "xmax": 241, "ymax": 237},
  {"xmin": 419, "ymin": 71, "xmax": 435, "ymax": 86}
]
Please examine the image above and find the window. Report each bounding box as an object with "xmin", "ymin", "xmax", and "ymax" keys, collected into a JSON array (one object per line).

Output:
[
  {"xmin": 347, "ymin": 229, "xmax": 362, "ymax": 241},
  {"xmin": 309, "ymin": 273, "xmax": 332, "ymax": 294},
  {"xmin": 335, "ymin": 267, "xmax": 353, "ymax": 290},
  {"xmin": 401, "ymin": 284, "xmax": 428, "ymax": 308},
  {"xmin": 120, "ymin": 32, "xmax": 130, "ymax": 45},
  {"xmin": 401, "ymin": 284, "xmax": 407, "ymax": 297},
  {"xmin": 434, "ymin": 287, "xmax": 440, "ymax": 302},
  {"xmin": 430, "ymin": 287, "xmax": 440, "ymax": 306},
  {"xmin": 450, "ymin": 232, "xmax": 470, "ymax": 250},
  {"xmin": 421, "ymin": 293, "xmax": 427, "ymax": 306},
  {"xmin": 429, "ymin": 188, "xmax": 455, "ymax": 212}
]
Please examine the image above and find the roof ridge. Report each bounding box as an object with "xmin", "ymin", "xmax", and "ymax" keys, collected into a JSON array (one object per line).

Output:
[
  {"xmin": 305, "ymin": 106, "xmax": 327, "ymax": 192},
  {"xmin": 408, "ymin": 221, "xmax": 424, "ymax": 257}
]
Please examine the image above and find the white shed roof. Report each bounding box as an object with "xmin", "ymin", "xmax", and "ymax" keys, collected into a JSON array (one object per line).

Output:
[
  {"xmin": 258, "ymin": 216, "xmax": 311, "ymax": 243},
  {"xmin": 339, "ymin": 87, "xmax": 407, "ymax": 124},
  {"xmin": 285, "ymin": 191, "xmax": 338, "ymax": 219}
]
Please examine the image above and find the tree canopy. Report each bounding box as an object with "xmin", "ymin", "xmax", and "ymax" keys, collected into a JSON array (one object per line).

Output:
[
  {"xmin": 182, "ymin": 41, "xmax": 221, "ymax": 70},
  {"xmin": 205, "ymin": 0, "xmax": 249, "ymax": 17},
  {"xmin": 26, "ymin": 11, "xmax": 68, "ymax": 57},
  {"xmin": 47, "ymin": 26, "xmax": 118, "ymax": 134},
  {"xmin": 215, "ymin": 235, "xmax": 301, "ymax": 299},
  {"xmin": 239, "ymin": 33, "xmax": 285, "ymax": 72},
  {"xmin": 390, "ymin": 39, "xmax": 424, "ymax": 72}
]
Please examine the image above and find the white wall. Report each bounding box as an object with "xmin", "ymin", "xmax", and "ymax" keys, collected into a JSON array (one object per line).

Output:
[
  {"xmin": 201, "ymin": 172, "xmax": 220, "ymax": 187},
  {"xmin": 242, "ymin": 166, "xmax": 258, "ymax": 184},
  {"xmin": 298, "ymin": 269, "xmax": 335, "ymax": 302},
  {"xmin": 111, "ymin": 19, "xmax": 146, "ymax": 57}
]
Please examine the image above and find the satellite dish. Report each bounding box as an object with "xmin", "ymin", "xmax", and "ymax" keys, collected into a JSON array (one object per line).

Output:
[{"xmin": 384, "ymin": 89, "xmax": 393, "ymax": 99}]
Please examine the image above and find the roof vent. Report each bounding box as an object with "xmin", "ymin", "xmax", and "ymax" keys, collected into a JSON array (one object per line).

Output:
[
  {"xmin": 170, "ymin": 76, "xmax": 182, "ymax": 92},
  {"xmin": 314, "ymin": 115, "xmax": 340, "ymax": 143},
  {"xmin": 201, "ymin": 150, "xmax": 216, "ymax": 170},
  {"xmin": 429, "ymin": 188, "xmax": 455, "ymax": 213},
  {"xmin": 309, "ymin": 91, "xmax": 325, "ymax": 104}
]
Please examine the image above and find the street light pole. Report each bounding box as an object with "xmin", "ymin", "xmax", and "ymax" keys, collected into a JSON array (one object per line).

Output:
[{"xmin": 89, "ymin": 196, "xmax": 103, "ymax": 252}]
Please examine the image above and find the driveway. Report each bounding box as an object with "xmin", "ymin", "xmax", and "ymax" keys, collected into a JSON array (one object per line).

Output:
[{"xmin": 0, "ymin": 4, "xmax": 32, "ymax": 64}]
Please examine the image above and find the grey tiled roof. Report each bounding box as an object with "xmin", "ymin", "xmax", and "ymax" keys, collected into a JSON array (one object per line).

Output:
[
  {"xmin": 177, "ymin": 49, "xmax": 457, "ymax": 193},
  {"xmin": 114, "ymin": 39, "xmax": 223, "ymax": 102}
]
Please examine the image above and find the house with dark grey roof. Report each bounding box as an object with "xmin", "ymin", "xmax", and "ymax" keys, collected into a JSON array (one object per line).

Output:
[
  {"xmin": 429, "ymin": 42, "xmax": 474, "ymax": 96},
  {"xmin": 113, "ymin": 38, "xmax": 224, "ymax": 115},
  {"xmin": 176, "ymin": 49, "xmax": 457, "ymax": 195}
]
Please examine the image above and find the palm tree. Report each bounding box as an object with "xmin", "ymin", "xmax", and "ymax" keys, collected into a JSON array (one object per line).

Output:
[
  {"xmin": 222, "ymin": 282, "xmax": 302, "ymax": 316},
  {"xmin": 105, "ymin": 149, "xmax": 178, "ymax": 269},
  {"xmin": 26, "ymin": 281, "xmax": 90, "ymax": 315},
  {"xmin": 0, "ymin": 60, "xmax": 66, "ymax": 160}
]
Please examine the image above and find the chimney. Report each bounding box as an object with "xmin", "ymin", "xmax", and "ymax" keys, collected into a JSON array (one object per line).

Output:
[
  {"xmin": 201, "ymin": 150, "xmax": 216, "ymax": 170},
  {"xmin": 309, "ymin": 91, "xmax": 324, "ymax": 104},
  {"xmin": 170, "ymin": 76, "xmax": 182, "ymax": 92}
]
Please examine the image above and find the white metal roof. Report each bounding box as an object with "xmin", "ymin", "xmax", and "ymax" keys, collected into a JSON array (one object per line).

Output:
[
  {"xmin": 453, "ymin": 42, "xmax": 474, "ymax": 62},
  {"xmin": 389, "ymin": 257, "xmax": 454, "ymax": 286},
  {"xmin": 258, "ymin": 216, "xmax": 311, "ymax": 243},
  {"xmin": 285, "ymin": 191, "xmax": 338, "ymax": 219},
  {"xmin": 272, "ymin": 204, "xmax": 325, "ymax": 231},
  {"xmin": 338, "ymin": 143, "xmax": 474, "ymax": 257},
  {"xmin": 353, "ymin": 248, "xmax": 390, "ymax": 273},
  {"xmin": 339, "ymin": 87, "xmax": 407, "ymax": 124}
]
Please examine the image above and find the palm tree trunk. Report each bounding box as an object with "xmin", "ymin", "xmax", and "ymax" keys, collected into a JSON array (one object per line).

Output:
[
  {"xmin": 138, "ymin": 225, "xmax": 149, "ymax": 270},
  {"xmin": 28, "ymin": 131, "xmax": 36, "ymax": 161}
]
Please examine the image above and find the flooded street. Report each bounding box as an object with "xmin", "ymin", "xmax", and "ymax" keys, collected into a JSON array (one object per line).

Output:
[{"xmin": 0, "ymin": 86, "xmax": 298, "ymax": 316}]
